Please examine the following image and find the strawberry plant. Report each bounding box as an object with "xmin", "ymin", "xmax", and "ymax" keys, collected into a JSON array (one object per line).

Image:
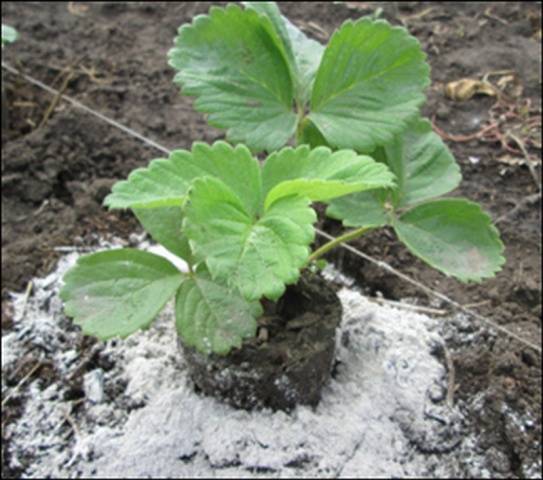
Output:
[{"xmin": 61, "ymin": 1, "xmax": 504, "ymax": 377}]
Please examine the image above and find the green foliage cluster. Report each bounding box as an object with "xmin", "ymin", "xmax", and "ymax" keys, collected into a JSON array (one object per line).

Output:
[{"xmin": 61, "ymin": 2, "xmax": 504, "ymax": 355}]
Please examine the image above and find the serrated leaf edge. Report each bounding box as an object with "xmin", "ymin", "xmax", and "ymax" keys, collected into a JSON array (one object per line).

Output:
[{"xmin": 395, "ymin": 198, "xmax": 505, "ymax": 282}]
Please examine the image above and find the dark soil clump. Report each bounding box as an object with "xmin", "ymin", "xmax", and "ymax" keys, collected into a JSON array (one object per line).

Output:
[{"xmin": 180, "ymin": 272, "xmax": 342, "ymax": 411}]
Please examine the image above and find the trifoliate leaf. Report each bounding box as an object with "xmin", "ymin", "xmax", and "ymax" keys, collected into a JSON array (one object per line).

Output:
[
  {"xmin": 175, "ymin": 273, "xmax": 258, "ymax": 355},
  {"xmin": 169, "ymin": 4, "xmax": 297, "ymax": 152},
  {"xmin": 394, "ymin": 199, "xmax": 505, "ymax": 282},
  {"xmin": 104, "ymin": 142, "xmax": 262, "ymax": 216},
  {"xmin": 383, "ymin": 118, "xmax": 461, "ymax": 207},
  {"xmin": 326, "ymin": 190, "xmax": 389, "ymax": 228},
  {"xmin": 60, "ymin": 249, "xmax": 184, "ymax": 339},
  {"xmin": 185, "ymin": 176, "xmax": 315, "ymax": 301},
  {"xmin": 262, "ymin": 145, "xmax": 395, "ymax": 209},
  {"xmin": 133, "ymin": 207, "xmax": 194, "ymax": 263},
  {"xmin": 309, "ymin": 18, "xmax": 430, "ymax": 151}
]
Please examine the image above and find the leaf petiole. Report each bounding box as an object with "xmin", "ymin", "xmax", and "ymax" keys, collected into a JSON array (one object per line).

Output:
[
  {"xmin": 294, "ymin": 101, "xmax": 306, "ymax": 145},
  {"xmin": 307, "ymin": 226, "xmax": 374, "ymax": 264}
]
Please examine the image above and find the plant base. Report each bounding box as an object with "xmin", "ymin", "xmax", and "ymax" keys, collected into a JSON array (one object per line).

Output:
[{"xmin": 178, "ymin": 271, "xmax": 342, "ymax": 411}]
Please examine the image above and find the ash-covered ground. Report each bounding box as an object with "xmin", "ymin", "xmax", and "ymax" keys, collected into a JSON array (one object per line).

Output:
[{"xmin": 1, "ymin": 241, "xmax": 540, "ymax": 478}]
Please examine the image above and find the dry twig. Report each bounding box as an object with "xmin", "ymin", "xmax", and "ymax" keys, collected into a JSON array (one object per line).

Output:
[
  {"xmin": 39, "ymin": 69, "xmax": 74, "ymax": 128},
  {"xmin": 443, "ymin": 347, "xmax": 456, "ymax": 408},
  {"xmin": 369, "ymin": 297, "xmax": 448, "ymax": 316},
  {"xmin": 507, "ymin": 133, "xmax": 541, "ymax": 191},
  {"xmin": 1, "ymin": 360, "xmax": 42, "ymax": 407}
]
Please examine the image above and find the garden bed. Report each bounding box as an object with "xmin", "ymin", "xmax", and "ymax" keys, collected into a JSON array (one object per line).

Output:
[{"xmin": 2, "ymin": 2, "xmax": 541, "ymax": 478}]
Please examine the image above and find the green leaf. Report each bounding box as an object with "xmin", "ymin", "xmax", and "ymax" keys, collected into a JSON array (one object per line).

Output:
[
  {"xmin": 104, "ymin": 142, "xmax": 262, "ymax": 216},
  {"xmin": 185, "ymin": 176, "xmax": 315, "ymax": 301},
  {"xmin": 394, "ymin": 199, "xmax": 505, "ymax": 282},
  {"xmin": 183, "ymin": 142, "xmax": 262, "ymax": 216},
  {"xmin": 383, "ymin": 118, "xmax": 461, "ymax": 207},
  {"xmin": 168, "ymin": 4, "xmax": 297, "ymax": 152},
  {"xmin": 326, "ymin": 190, "xmax": 389, "ymax": 228},
  {"xmin": 60, "ymin": 249, "xmax": 184, "ymax": 339},
  {"xmin": 325, "ymin": 118, "xmax": 461, "ymax": 227},
  {"xmin": 297, "ymin": 117, "xmax": 329, "ymax": 149},
  {"xmin": 262, "ymin": 145, "xmax": 395, "ymax": 209},
  {"xmin": 175, "ymin": 273, "xmax": 258, "ymax": 355},
  {"xmin": 2, "ymin": 25, "xmax": 18, "ymax": 45},
  {"xmin": 309, "ymin": 18, "xmax": 430, "ymax": 151},
  {"xmin": 133, "ymin": 207, "xmax": 194, "ymax": 263},
  {"xmin": 193, "ymin": 262, "xmax": 264, "ymax": 317},
  {"xmin": 104, "ymin": 154, "xmax": 192, "ymax": 209},
  {"xmin": 244, "ymin": 2, "xmax": 324, "ymax": 103},
  {"xmin": 283, "ymin": 15, "xmax": 325, "ymax": 103},
  {"xmin": 242, "ymin": 2, "xmax": 297, "ymax": 76}
]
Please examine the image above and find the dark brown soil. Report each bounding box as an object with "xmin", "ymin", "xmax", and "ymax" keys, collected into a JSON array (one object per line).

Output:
[
  {"xmin": 1, "ymin": 2, "xmax": 541, "ymax": 478},
  {"xmin": 180, "ymin": 271, "xmax": 342, "ymax": 411}
]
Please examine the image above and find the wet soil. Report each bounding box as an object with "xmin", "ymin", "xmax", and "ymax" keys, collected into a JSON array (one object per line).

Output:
[
  {"xmin": 1, "ymin": 2, "xmax": 541, "ymax": 478},
  {"xmin": 181, "ymin": 271, "xmax": 342, "ymax": 411}
]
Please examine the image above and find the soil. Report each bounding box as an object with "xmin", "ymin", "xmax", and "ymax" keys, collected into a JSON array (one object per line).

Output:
[
  {"xmin": 1, "ymin": 2, "xmax": 541, "ymax": 478},
  {"xmin": 180, "ymin": 271, "xmax": 342, "ymax": 411}
]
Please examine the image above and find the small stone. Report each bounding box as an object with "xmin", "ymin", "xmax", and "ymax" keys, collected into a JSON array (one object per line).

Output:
[
  {"xmin": 84, "ymin": 368, "xmax": 105, "ymax": 404},
  {"xmin": 435, "ymin": 104, "xmax": 450, "ymax": 120},
  {"xmin": 257, "ymin": 327, "xmax": 269, "ymax": 343},
  {"xmin": 427, "ymin": 382, "xmax": 446, "ymax": 403},
  {"xmin": 129, "ymin": 233, "xmax": 142, "ymax": 245}
]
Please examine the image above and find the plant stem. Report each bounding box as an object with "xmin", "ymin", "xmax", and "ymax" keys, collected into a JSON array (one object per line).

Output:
[
  {"xmin": 295, "ymin": 102, "xmax": 305, "ymax": 145},
  {"xmin": 308, "ymin": 226, "xmax": 373, "ymax": 263}
]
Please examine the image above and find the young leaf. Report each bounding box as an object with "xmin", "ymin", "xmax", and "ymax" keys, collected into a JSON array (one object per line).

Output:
[
  {"xmin": 297, "ymin": 117, "xmax": 330, "ymax": 149},
  {"xmin": 309, "ymin": 18, "xmax": 430, "ymax": 152},
  {"xmin": 185, "ymin": 176, "xmax": 315, "ymax": 301},
  {"xmin": 2, "ymin": 25, "xmax": 18, "ymax": 46},
  {"xmin": 326, "ymin": 190, "xmax": 389, "ymax": 228},
  {"xmin": 242, "ymin": 2, "xmax": 297, "ymax": 76},
  {"xmin": 105, "ymin": 142, "xmax": 262, "ymax": 216},
  {"xmin": 60, "ymin": 249, "xmax": 184, "ymax": 339},
  {"xmin": 168, "ymin": 4, "xmax": 297, "ymax": 152},
  {"xmin": 283, "ymin": 16, "xmax": 325, "ymax": 104},
  {"xmin": 175, "ymin": 274, "xmax": 258, "ymax": 355},
  {"xmin": 393, "ymin": 199, "xmax": 505, "ymax": 282},
  {"xmin": 262, "ymin": 145, "xmax": 395, "ymax": 209},
  {"xmin": 382, "ymin": 118, "xmax": 461, "ymax": 207},
  {"xmin": 133, "ymin": 207, "xmax": 194, "ymax": 263},
  {"xmin": 243, "ymin": 2, "xmax": 324, "ymax": 103}
]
